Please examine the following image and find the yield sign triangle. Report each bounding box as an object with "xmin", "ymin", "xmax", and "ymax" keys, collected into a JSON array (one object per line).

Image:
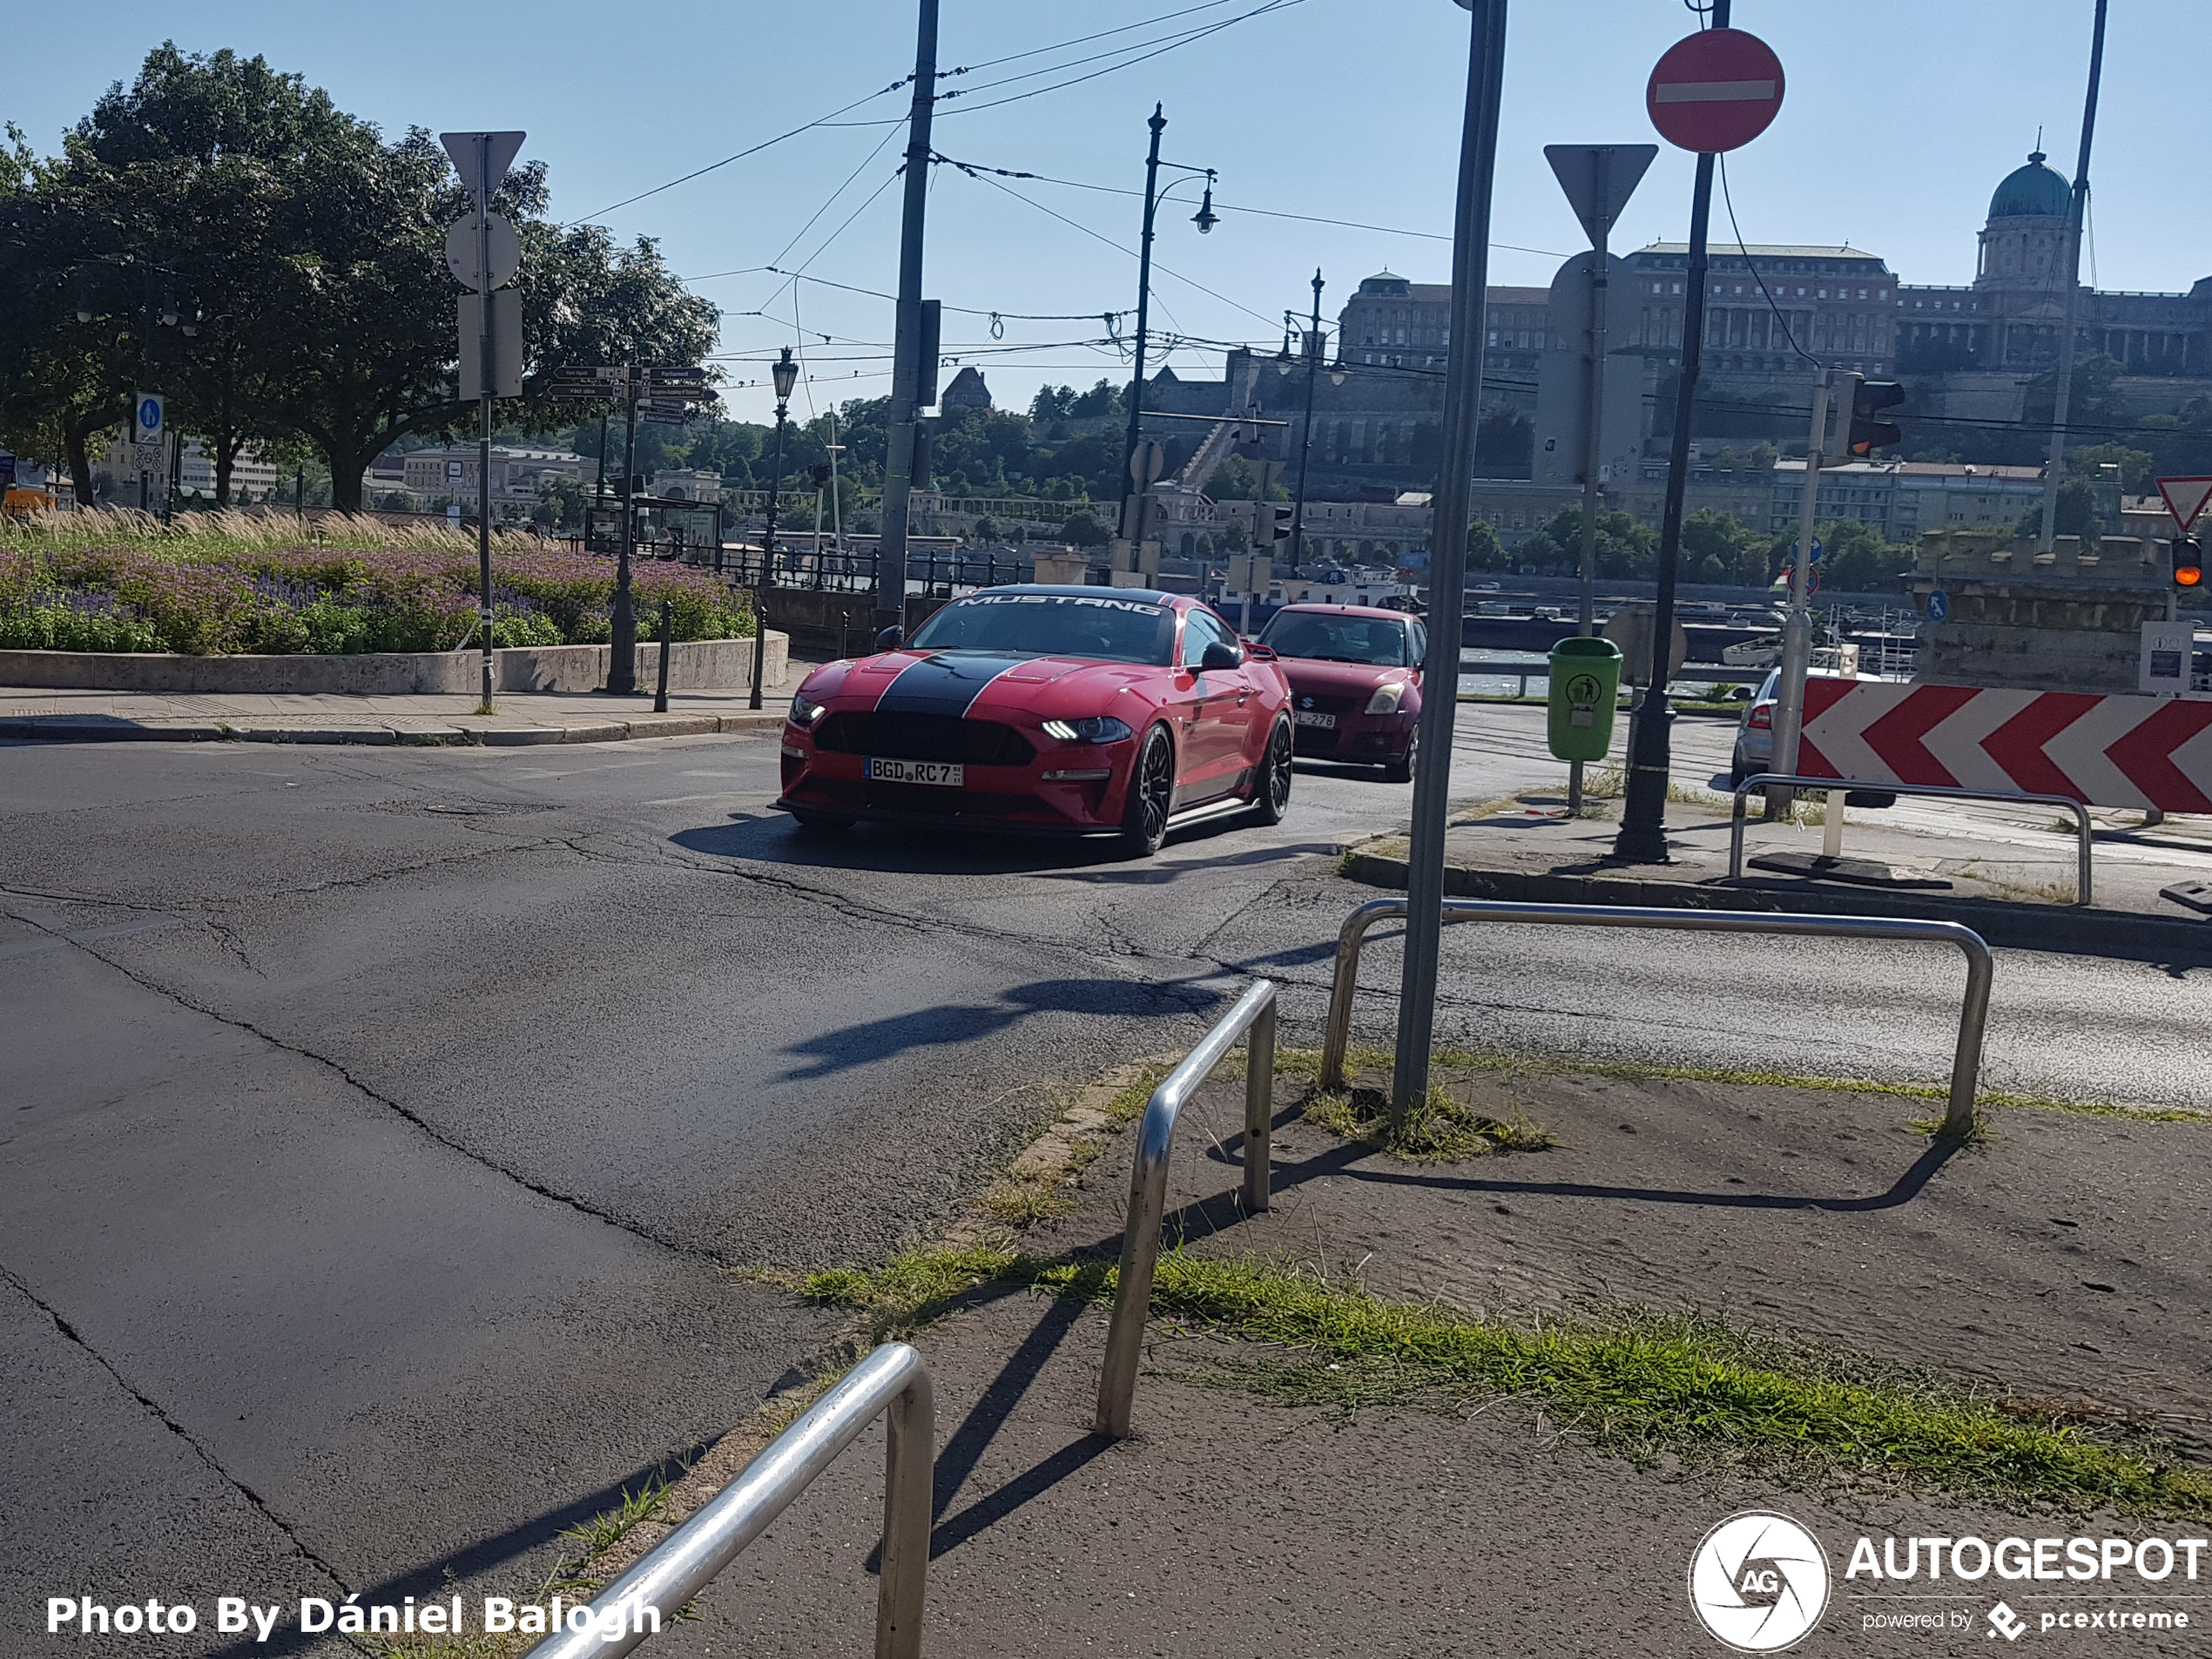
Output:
[
  {"xmin": 1544, "ymin": 145, "xmax": 1658, "ymax": 245},
  {"xmin": 2156, "ymin": 475, "xmax": 2212, "ymax": 532}
]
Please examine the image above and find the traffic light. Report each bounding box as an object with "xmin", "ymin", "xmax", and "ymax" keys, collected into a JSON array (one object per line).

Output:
[
  {"xmin": 1257, "ymin": 503, "xmax": 1293, "ymax": 547},
  {"xmin": 2176, "ymin": 536, "xmax": 2203, "ymax": 590},
  {"xmin": 1844, "ymin": 379, "xmax": 1905, "ymax": 457}
]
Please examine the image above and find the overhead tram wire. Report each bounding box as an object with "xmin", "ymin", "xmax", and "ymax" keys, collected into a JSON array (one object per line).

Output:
[
  {"xmin": 577, "ymin": 0, "xmax": 1301, "ymax": 227},
  {"xmin": 933, "ymin": 152, "xmax": 1568, "ymax": 258},
  {"xmin": 1717, "ymin": 152, "xmax": 1822, "ymax": 369}
]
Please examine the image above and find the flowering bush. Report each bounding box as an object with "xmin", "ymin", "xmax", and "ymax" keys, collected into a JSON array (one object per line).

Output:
[{"xmin": 0, "ymin": 515, "xmax": 752, "ymax": 657}]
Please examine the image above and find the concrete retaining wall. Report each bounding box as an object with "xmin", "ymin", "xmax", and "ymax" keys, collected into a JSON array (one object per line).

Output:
[
  {"xmin": 0, "ymin": 631, "xmax": 787, "ymax": 695},
  {"xmin": 760, "ymin": 588, "xmax": 952, "ymax": 657}
]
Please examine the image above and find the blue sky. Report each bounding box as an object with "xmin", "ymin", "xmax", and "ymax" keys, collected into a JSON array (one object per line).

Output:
[{"xmin": 13, "ymin": 1, "xmax": 2206, "ymax": 426}]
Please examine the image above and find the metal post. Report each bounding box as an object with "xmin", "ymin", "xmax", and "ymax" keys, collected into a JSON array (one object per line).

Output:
[
  {"xmin": 1243, "ymin": 993, "xmax": 1277, "ymax": 1216},
  {"xmin": 653, "ymin": 599, "xmax": 672, "ymax": 713},
  {"xmin": 752, "ymin": 399, "xmax": 786, "ymax": 711},
  {"xmin": 1119, "ymin": 109, "xmax": 1170, "ymax": 551},
  {"xmin": 1612, "ymin": 102, "xmax": 1723, "ymax": 860},
  {"xmin": 1569, "ymin": 158, "xmax": 1612, "ymax": 816},
  {"xmin": 2037, "ymin": 0, "xmax": 2107, "ymax": 554},
  {"xmin": 610, "ymin": 386, "xmax": 638, "ymax": 693},
  {"xmin": 1768, "ymin": 368, "xmax": 1832, "ymax": 818},
  {"xmin": 874, "ymin": 0, "xmax": 939, "ymax": 634},
  {"xmin": 1392, "ymin": 0, "xmax": 1507, "ymax": 1126},
  {"xmin": 476, "ymin": 144, "xmax": 496, "ymax": 715},
  {"xmin": 1287, "ymin": 269, "xmax": 1324, "ymax": 570}
]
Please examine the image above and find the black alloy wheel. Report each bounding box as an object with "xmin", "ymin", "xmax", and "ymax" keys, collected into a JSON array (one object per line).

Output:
[
  {"xmin": 1118, "ymin": 725, "xmax": 1177, "ymax": 858},
  {"xmin": 1249, "ymin": 718, "xmax": 1293, "ymax": 825}
]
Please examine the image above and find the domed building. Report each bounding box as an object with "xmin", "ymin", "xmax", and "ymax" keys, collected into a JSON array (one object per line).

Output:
[{"xmin": 1897, "ymin": 147, "xmax": 2212, "ymax": 374}]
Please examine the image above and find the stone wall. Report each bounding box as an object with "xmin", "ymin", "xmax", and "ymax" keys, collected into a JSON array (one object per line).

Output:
[
  {"xmin": 0, "ymin": 632, "xmax": 787, "ymax": 696},
  {"xmin": 1906, "ymin": 529, "xmax": 2171, "ymax": 692}
]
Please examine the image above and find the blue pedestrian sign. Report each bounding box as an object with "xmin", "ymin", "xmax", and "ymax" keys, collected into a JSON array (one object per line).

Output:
[
  {"xmin": 1926, "ymin": 589, "xmax": 1950, "ymax": 623},
  {"xmin": 134, "ymin": 393, "xmax": 164, "ymax": 444}
]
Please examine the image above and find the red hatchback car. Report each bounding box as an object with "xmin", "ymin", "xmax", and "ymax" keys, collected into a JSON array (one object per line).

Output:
[
  {"xmin": 775, "ymin": 586, "xmax": 1295, "ymax": 857},
  {"xmin": 1255, "ymin": 604, "xmax": 1428, "ymax": 781}
]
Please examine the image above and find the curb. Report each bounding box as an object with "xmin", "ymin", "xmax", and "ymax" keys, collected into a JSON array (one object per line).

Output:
[
  {"xmin": 1339, "ymin": 846, "xmax": 2212, "ymax": 954},
  {"xmin": 0, "ymin": 711, "xmax": 786, "ymax": 748}
]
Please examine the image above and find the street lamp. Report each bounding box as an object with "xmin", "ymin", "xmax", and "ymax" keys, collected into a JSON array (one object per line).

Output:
[
  {"xmin": 1119, "ymin": 105, "xmax": 1219, "ymax": 555},
  {"xmin": 1283, "ymin": 270, "xmax": 1331, "ymax": 574},
  {"xmin": 750, "ymin": 346, "xmax": 799, "ymax": 711}
]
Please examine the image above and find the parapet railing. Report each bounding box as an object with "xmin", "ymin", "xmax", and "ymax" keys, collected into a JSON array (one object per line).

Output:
[
  {"xmin": 1096, "ymin": 978, "xmax": 1278, "ymax": 1440},
  {"xmin": 1728, "ymin": 773, "xmax": 2094, "ymax": 907},
  {"xmin": 523, "ymin": 1342, "xmax": 934, "ymax": 1659},
  {"xmin": 1318, "ymin": 898, "xmax": 1993, "ymax": 1136}
]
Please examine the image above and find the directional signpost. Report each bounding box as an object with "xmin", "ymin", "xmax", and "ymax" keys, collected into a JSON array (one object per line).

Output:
[
  {"xmin": 1613, "ymin": 15, "xmax": 1784, "ymax": 865},
  {"xmin": 440, "ymin": 129, "xmax": 525, "ymax": 714}
]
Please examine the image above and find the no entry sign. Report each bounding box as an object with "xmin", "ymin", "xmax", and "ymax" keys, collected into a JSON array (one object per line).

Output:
[{"xmin": 1646, "ymin": 28, "xmax": 1784, "ymax": 153}]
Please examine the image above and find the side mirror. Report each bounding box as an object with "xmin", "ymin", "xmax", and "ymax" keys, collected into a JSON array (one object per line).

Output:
[
  {"xmin": 1200, "ymin": 641, "xmax": 1244, "ymax": 672},
  {"xmin": 874, "ymin": 624, "xmax": 904, "ymax": 651},
  {"xmin": 1244, "ymin": 641, "xmax": 1277, "ymax": 662}
]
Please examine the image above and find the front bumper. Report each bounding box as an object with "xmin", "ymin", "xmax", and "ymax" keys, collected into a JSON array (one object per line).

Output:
[
  {"xmin": 775, "ymin": 726, "xmax": 1133, "ymax": 833},
  {"xmin": 1290, "ymin": 711, "xmax": 1416, "ymax": 762}
]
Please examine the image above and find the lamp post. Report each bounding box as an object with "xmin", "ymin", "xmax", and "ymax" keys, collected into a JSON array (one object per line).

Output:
[
  {"xmin": 608, "ymin": 379, "xmax": 640, "ymax": 693},
  {"xmin": 751, "ymin": 347, "xmax": 799, "ymax": 711},
  {"xmin": 1118, "ymin": 105, "xmax": 1218, "ymax": 555},
  {"xmin": 1275, "ymin": 270, "xmax": 1347, "ymax": 573}
]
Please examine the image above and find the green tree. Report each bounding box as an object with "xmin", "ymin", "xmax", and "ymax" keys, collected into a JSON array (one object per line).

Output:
[
  {"xmin": 1062, "ymin": 509, "xmax": 1108, "ymax": 546},
  {"xmin": 1811, "ymin": 518, "xmax": 1916, "ymax": 593},
  {"xmin": 2067, "ymin": 442, "xmax": 2155, "ymax": 493},
  {"xmin": 1466, "ymin": 518, "xmax": 1507, "ymax": 571},
  {"xmin": 1681, "ymin": 509, "xmax": 1763, "ymax": 583},
  {"xmin": 1205, "ymin": 455, "xmax": 1263, "ymax": 498},
  {"xmin": 1517, "ymin": 506, "xmax": 1657, "ymax": 578}
]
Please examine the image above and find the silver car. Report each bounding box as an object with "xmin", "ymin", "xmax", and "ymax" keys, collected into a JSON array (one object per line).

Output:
[{"xmin": 1729, "ymin": 669, "xmax": 1779, "ymax": 787}]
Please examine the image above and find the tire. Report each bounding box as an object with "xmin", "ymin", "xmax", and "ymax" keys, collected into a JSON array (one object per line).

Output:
[
  {"xmin": 1728, "ymin": 746, "xmax": 1749, "ymax": 790},
  {"xmin": 790, "ymin": 810, "xmax": 854, "ymax": 836},
  {"xmin": 1117, "ymin": 725, "xmax": 1177, "ymax": 858},
  {"xmin": 1381, "ymin": 729, "xmax": 1418, "ymax": 785},
  {"xmin": 1248, "ymin": 718, "xmax": 1294, "ymax": 825}
]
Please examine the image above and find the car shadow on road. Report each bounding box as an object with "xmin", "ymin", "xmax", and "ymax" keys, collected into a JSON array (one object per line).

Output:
[{"xmin": 671, "ymin": 809, "xmax": 1339, "ymax": 880}]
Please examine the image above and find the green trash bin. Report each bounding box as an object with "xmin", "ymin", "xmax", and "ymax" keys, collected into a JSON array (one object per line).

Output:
[{"xmin": 1546, "ymin": 635, "xmax": 1622, "ymax": 762}]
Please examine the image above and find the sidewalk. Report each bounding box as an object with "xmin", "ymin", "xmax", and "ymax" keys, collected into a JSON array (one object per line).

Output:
[
  {"xmin": 1341, "ymin": 786, "xmax": 2212, "ymax": 951},
  {"xmin": 0, "ymin": 679, "xmax": 807, "ymax": 746},
  {"xmin": 646, "ymin": 1054, "xmax": 2209, "ymax": 1656}
]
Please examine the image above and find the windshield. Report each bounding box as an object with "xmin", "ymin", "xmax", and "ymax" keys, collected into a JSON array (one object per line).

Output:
[
  {"xmin": 1258, "ymin": 610, "xmax": 1411, "ymax": 667},
  {"xmin": 906, "ymin": 591, "xmax": 1177, "ymax": 664}
]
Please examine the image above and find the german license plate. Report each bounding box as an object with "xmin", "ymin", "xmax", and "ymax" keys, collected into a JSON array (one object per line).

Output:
[
  {"xmin": 1292, "ymin": 710, "xmax": 1337, "ymax": 729},
  {"xmin": 867, "ymin": 757, "xmax": 963, "ymax": 786}
]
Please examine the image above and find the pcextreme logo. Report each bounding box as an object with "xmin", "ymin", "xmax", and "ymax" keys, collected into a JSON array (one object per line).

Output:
[{"xmin": 1689, "ymin": 1511, "xmax": 1832, "ymax": 1652}]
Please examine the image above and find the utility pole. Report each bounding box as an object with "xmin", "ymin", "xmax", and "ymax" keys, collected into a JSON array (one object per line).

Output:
[
  {"xmin": 475, "ymin": 137, "xmax": 496, "ymax": 714},
  {"xmin": 1287, "ymin": 269, "xmax": 1325, "ymax": 570},
  {"xmin": 1121, "ymin": 105, "xmax": 1169, "ymax": 551},
  {"xmin": 1392, "ymin": 0, "xmax": 1508, "ymax": 1126},
  {"xmin": 1612, "ymin": 0, "xmax": 1739, "ymax": 865},
  {"xmin": 2035, "ymin": 0, "xmax": 2107, "ymax": 553},
  {"xmin": 1767, "ymin": 368, "xmax": 1832, "ymax": 817},
  {"xmin": 874, "ymin": 0, "xmax": 940, "ymax": 637}
]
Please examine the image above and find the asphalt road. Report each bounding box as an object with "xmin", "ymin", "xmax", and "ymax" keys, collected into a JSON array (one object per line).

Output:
[{"xmin": 5, "ymin": 703, "xmax": 2209, "ymax": 1649}]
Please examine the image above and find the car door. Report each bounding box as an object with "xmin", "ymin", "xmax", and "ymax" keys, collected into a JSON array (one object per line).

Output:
[{"xmin": 1174, "ymin": 607, "xmax": 1249, "ymax": 800}]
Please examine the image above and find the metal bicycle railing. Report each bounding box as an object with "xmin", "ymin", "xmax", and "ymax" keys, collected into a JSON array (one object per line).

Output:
[
  {"xmin": 1728, "ymin": 773, "xmax": 2094, "ymax": 906},
  {"xmin": 1318, "ymin": 898, "xmax": 1993, "ymax": 1136},
  {"xmin": 1096, "ymin": 979, "xmax": 1278, "ymax": 1440},
  {"xmin": 523, "ymin": 1342, "xmax": 934, "ymax": 1659}
]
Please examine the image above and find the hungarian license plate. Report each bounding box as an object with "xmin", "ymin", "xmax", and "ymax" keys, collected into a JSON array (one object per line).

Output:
[
  {"xmin": 867, "ymin": 757, "xmax": 963, "ymax": 786},
  {"xmin": 1292, "ymin": 710, "xmax": 1337, "ymax": 729}
]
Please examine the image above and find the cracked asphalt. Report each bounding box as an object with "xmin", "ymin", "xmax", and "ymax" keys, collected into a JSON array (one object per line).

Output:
[{"xmin": 5, "ymin": 706, "xmax": 2209, "ymax": 1651}]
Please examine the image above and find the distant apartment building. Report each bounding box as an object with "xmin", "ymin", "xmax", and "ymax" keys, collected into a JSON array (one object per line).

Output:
[{"xmin": 398, "ymin": 445, "xmax": 590, "ymax": 508}]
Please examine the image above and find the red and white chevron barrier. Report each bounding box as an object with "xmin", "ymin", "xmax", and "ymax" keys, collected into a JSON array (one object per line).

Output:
[{"xmin": 1798, "ymin": 680, "xmax": 2212, "ymax": 813}]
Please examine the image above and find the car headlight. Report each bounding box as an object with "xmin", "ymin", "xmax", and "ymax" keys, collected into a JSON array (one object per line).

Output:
[
  {"xmin": 789, "ymin": 688, "xmax": 826, "ymax": 727},
  {"xmin": 1365, "ymin": 682, "xmax": 1406, "ymax": 715},
  {"xmin": 1041, "ymin": 715, "xmax": 1133, "ymax": 743}
]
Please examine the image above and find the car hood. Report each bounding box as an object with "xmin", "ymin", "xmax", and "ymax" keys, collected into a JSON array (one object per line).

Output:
[
  {"xmin": 802, "ymin": 650, "xmax": 1159, "ymax": 721},
  {"xmin": 1273, "ymin": 656, "xmax": 1413, "ymax": 698}
]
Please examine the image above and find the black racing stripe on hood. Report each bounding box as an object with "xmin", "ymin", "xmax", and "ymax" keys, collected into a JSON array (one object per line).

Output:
[{"xmin": 874, "ymin": 651, "xmax": 1040, "ymax": 718}]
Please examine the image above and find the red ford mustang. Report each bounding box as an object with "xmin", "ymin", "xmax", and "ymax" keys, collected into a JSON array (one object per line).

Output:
[
  {"xmin": 1255, "ymin": 603, "xmax": 1428, "ymax": 782},
  {"xmin": 775, "ymin": 585, "xmax": 1294, "ymax": 857}
]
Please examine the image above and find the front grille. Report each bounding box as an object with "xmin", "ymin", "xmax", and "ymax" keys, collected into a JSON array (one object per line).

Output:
[
  {"xmin": 1291, "ymin": 726, "xmax": 1341, "ymax": 757},
  {"xmin": 1291, "ymin": 692, "xmax": 1364, "ymax": 716},
  {"xmin": 814, "ymin": 711, "xmax": 1035, "ymax": 766}
]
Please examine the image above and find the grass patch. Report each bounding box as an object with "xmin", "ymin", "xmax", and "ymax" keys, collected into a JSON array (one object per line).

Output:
[
  {"xmin": 542, "ymin": 1467, "xmax": 687, "ymax": 1595},
  {"xmin": 1289, "ymin": 1042, "xmax": 2202, "ymax": 1128},
  {"xmin": 1304, "ymin": 1082, "xmax": 1555, "ymax": 1160},
  {"xmin": 808, "ymin": 1246, "xmax": 2212, "ymax": 1520},
  {"xmin": 1956, "ymin": 863, "xmax": 2083, "ymax": 906}
]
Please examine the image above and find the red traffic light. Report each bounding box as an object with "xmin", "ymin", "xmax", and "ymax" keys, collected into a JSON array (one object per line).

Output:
[
  {"xmin": 1845, "ymin": 381, "xmax": 1905, "ymax": 457},
  {"xmin": 2177, "ymin": 536, "xmax": 2203, "ymax": 588}
]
